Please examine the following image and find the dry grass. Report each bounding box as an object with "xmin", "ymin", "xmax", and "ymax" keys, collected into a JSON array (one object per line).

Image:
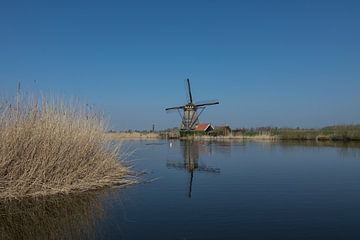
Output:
[
  {"xmin": 180, "ymin": 134, "xmax": 278, "ymax": 141},
  {"xmin": 105, "ymin": 131, "xmax": 161, "ymax": 140},
  {"xmin": 0, "ymin": 96, "xmax": 131, "ymax": 199}
]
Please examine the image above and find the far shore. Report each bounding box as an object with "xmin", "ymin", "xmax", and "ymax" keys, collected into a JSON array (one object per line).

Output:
[
  {"xmin": 179, "ymin": 134, "xmax": 278, "ymax": 141},
  {"xmin": 105, "ymin": 132, "xmax": 161, "ymax": 140},
  {"xmin": 104, "ymin": 132, "xmax": 281, "ymax": 142},
  {"xmin": 105, "ymin": 127, "xmax": 360, "ymax": 142},
  {"xmin": 105, "ymin": 132, "xmax": 277, "ymax": 141}
]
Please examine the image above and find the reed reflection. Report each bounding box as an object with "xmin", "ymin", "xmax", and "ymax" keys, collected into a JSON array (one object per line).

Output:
[
  {"xmin": 0, "ymin": 191, "xmax": 109, "ymax": 240},
  {"xmin": 167, "ymin": 140, "xmax": 220, "ymax": 198},
  {"xmin": 278, "ymin": 140, "xmax": 360, "ymax": 158}
]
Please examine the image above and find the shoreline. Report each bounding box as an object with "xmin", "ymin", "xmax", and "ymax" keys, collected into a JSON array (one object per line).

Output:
[
  {"xmin": 105, "ymin": 132, "xmax": 161, "ymax": 140},
  {"xmin": 179, "ymin": 134, "xmax": 278, "ymax": 141},
  {"xmin": 105, "ymin": 132, "xmax": 360, "ymax": 143}
]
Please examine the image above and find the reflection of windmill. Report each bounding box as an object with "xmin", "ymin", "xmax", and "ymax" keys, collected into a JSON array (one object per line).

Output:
[
  {"xmin": 165, "ymin": 79, "xmax": 219, "ymax": 131},
  {"xmin": 167, "ymin": 141, "xmax": 220, "ymax": 198}
]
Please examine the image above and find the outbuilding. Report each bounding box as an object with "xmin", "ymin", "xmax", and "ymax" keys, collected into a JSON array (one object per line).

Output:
[
  {"xmin": 195, "ymin": 123, "xmax": 214, "ymax": 133},
  {"xmin": 211, "ymin": 126, "xmax": 232, "ymax": 136}
]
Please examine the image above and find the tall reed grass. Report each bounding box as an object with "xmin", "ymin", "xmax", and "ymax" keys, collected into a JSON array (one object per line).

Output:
[{"xmin": 0, "ymin": 95, "xmax": 130, "ymax": 199}]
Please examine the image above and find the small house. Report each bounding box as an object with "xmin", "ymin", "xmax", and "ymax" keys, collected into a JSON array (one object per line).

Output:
[{"xmin": 195, "ymin": 123, "xmax": 214, "ymax": 133}]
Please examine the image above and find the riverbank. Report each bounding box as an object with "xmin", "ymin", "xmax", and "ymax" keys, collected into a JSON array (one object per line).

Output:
[
  {"xmin": 179, "ymin": 134, "xmax": 278, "ymax": 141},
  {"xmin": 105, "ymin": 132, "xmax": 161, "ymax": 140},
  {"xmin": 225, "ymin": 125, "xmax": 360, "ymax": 142},
  {"xmin": 105, "ymin": 132, "xmax": 276, "ymax": 141},
  {"xmin": 106, "ymin": 125, "xmax": 360, "ymax": 142},
  {"xmin": 269, "ymin": 125, "xmax": 360, "ymax": 141}
]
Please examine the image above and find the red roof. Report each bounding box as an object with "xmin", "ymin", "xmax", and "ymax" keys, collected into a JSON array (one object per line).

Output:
[{"xmin": 195, "ymin": 123, "xmax": 212, "ymax": 131}]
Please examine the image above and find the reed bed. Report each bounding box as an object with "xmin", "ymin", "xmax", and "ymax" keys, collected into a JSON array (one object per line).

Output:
[
  {"xmin": 0, "ymin": 96, "xmax": 131, "ymax": 199},
  {"xmin": 232, "ymin": 125, "xmax": 360, "ymax": 141}
]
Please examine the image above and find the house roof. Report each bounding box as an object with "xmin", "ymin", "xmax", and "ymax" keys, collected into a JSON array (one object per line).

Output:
[{"xmin": 195, "ymin": 123, "xmax": 212, "ymax": 131}]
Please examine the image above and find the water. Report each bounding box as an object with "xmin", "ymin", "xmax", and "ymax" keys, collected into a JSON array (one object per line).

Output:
[{"xmin": 2, "ymin": 140, "xmax": 360, "ymax": 239}]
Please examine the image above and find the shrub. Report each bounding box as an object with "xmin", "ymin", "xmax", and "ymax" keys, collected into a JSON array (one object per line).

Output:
[{"xmin": 0, "ymin": 96, "xmax": 130, "ymax": 199}]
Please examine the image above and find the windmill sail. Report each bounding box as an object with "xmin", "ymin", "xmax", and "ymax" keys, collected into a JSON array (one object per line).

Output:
[
  {"xmin": 165, "ymin": 105, "xmax": 185, "ymax": 111},
  {"xmin": 165, "ymin": 79, "xmax": 219, "ymax": 131},
  {"xmin": 194, "ymin": 99, "xmax": 219, "ymax": 107},
  {"xmin": 186, "ymin": 78, "xmax": 193, "ymax": 103}
]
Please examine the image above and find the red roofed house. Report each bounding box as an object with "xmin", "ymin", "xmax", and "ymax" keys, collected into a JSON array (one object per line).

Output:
[{"xmin": 195, "ymin": 123, "xmax": 214, "ymax": 133}]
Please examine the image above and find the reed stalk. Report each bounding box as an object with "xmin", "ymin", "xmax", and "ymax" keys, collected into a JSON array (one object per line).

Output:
[{"xmin": 0, "ymin": 95, "xmax": 130, "ymax": 199}]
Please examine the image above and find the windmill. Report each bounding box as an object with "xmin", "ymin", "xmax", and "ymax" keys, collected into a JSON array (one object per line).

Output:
[{"xmin": 165, "ymin": 79, "xmax": 219, "ymax": 131}]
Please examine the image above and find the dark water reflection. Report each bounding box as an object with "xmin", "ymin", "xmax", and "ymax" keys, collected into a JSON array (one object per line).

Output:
[
  {"xmin": 2, "ymin": 140, "xmax": 360, "ymax": 239},
  {"xmin": 109, "ymin": 140, "xmax": 360, "ymax": 240},
  {"xmin": 167, "ymin": 141, "xmax": 220, "ymax": 198},
  {"xmin": 0, "ymin": 191, "xmax": 109, "ymax": 240}
]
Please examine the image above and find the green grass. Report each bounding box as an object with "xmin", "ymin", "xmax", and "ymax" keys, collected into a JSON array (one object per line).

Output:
[{"xmin": 233, "ymin": 125, "xmax": 360, "ymax": 141}]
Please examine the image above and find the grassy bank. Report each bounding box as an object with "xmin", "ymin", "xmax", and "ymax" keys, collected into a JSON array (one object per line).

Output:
[
  {"xmin": 170, "ymin": 125, "xmax": 360, "ymax": 142},
  {"xmin": 281, "ymin": 125, "xmax": 360, "ymax": 141},
  {"xmin": 179, "ymin": 134, "xmax": 277, "ymax": 141},
  {"xmin": 233, "ymin": 125, "xmax": 360, "ymax": 141},
  {"xmin": 0, "ymin": 96, "xmax": 131, "ymax": 199},
  {"xmin": 105, "ymin": 131, "xmax": 161, "ymax": 140}
]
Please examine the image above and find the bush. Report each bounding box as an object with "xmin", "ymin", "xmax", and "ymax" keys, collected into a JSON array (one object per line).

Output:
[{"xmin": 0, "ymin": 96, "xmax": 130, "ymax": 199}]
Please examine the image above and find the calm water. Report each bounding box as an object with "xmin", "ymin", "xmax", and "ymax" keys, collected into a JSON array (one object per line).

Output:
[{"xmin": 2, "ymin": 140, "xmax": 360, "ymax": 239}]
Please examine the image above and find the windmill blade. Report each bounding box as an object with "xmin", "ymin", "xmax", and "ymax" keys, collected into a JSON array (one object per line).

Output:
[
  {"xmin": 195, "ymin": 102, "xmax": 219, "ymax": 107},
  {"xmin": 165, "ymin": 108, "xmax": 180, "ymax": 113},
  {"xmin": 185, "ymin": 78, "xmax": 193, "ymax": 103},
  {"xmin": 194, "ymin": 99, "xmax": 219, "ymax": 107},
  {"xmin": 194, "ymin": 99, "xmax": 219, "ymax": 106},
  {"xmin": 165, "ymin": 105, "xmax": 185, "ymax": 112}
]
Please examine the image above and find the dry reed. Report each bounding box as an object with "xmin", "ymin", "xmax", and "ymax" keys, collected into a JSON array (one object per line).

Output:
[{"xmin": 0, "ymin": 95, "xmax": 131, "ymax": 199}]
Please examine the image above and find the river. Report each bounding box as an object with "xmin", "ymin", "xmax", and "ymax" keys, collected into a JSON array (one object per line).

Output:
[{"xmin": 2, "ymin": 140, "xmax": 360, "ymax": 239}]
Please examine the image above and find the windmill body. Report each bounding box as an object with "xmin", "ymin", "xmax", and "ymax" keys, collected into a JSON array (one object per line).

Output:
[
  {"xmin": 182, "ymin": 103, "xmax": 198, "ymax": 130},
  {"xmin": 165, "ymin": 79, "xmax": 219, "ymax": 131}
]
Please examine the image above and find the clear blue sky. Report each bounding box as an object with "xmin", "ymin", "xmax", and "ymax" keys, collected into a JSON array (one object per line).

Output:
[{"xmin": 1, "ymin": 0, "xmax": 359, "ymax": 130}]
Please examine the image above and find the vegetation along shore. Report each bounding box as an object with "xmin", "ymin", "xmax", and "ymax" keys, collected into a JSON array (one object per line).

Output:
[
  {"xmin": 106, "ymin": 125, "xmax": 360, "ymax": 142},
  {"xmin": 0, "ymin": 94, "xmax": 132, "ymax": 200}
]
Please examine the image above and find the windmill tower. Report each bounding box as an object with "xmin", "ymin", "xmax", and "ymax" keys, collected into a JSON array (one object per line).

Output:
[{"xmin": 165, "ymin": 79, "xmax": 219, "ymax": 131}]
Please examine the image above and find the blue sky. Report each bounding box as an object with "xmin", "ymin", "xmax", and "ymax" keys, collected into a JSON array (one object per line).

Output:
[{"xmin": 1, "ymin": 0, "xmax": 359, "ymax": 130}]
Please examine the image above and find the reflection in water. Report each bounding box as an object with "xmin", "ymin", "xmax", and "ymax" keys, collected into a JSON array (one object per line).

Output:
[
  {"xmin": 167, "ymin": 141, "xmax": 220, "ymax": 198},
  {"xmin": 0, "ymin": 191, "xmax": 109, "ymax": 240},
  {"xmin": 278, "ymin": 140, "xmax": 360, "ymax": 149},
  {"xmin": 278, "ymin": 140, "xmax": 360, "ymax": 158}
]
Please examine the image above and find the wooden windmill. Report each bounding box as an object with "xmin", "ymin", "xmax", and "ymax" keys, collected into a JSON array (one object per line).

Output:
[{"xmin": 165, "ymin": 79, "xmax": 219, "ymax": 131}]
